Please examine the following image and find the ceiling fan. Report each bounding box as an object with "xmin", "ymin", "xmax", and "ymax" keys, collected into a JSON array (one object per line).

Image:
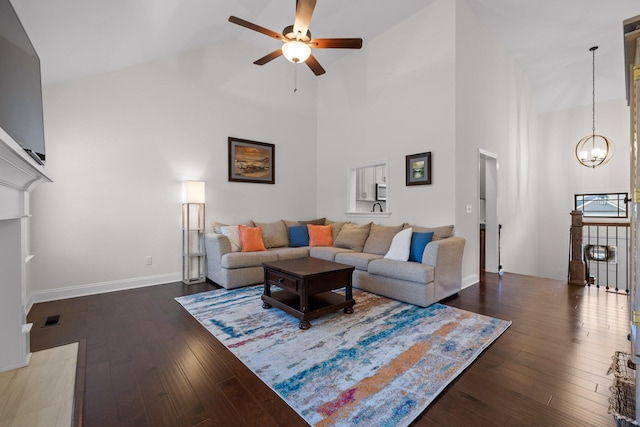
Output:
[{"xmin": 228, "ymin": 0, "xmax": 363, "ymax": 76}]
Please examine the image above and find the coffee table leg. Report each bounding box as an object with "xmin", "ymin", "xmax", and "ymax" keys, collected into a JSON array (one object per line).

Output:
[
  {"xmin": 344, "ymin": 279, "xmax": 354, "ymax": 314},
  {"xmin": 299, "ymin": 320, "xmax": 311, "ymax": 330},
  {"xmin": 262, "ymin": 275, "xmax": 272, "ymax": 309}
]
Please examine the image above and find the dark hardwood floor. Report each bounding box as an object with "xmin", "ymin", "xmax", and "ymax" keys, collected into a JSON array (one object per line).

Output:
[{"xmin": 27, "ymin": 272, "xmax": 629, "ymax": 426}]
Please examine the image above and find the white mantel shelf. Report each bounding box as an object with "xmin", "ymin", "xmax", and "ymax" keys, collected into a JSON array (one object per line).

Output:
[{"xmin": 0, "ymin": 126, "xmax": 51, "ymax": 195}]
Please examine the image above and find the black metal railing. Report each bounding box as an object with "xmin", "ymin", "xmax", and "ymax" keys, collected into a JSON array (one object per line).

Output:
[{"xmin": 582, "ymin": 222, "xmax": 630, "ymax": 293}]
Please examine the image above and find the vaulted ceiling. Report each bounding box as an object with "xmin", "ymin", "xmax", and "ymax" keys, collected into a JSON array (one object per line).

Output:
[{"xmin": 10, "ymin": 0, "xmax": 640, "ymax": 112}]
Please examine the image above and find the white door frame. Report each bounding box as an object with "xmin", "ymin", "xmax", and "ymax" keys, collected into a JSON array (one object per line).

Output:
[{"xmin": 479, "ymin": 149, "xmax": 499, "ymax": 273}]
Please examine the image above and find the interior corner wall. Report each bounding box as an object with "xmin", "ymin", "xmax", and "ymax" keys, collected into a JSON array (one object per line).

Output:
[
  {"xmin": 29, "ymin": 40, "xmax": 318, "ymax": 297},
  {"xmin": 536, "ymin": 99, "xmax": 629, "ymax": 280},
  {"xmin": 454, "ymin": 0, "xmax": 540, "ymax": 281},
  {"xmin": 316, "ymin": 0, "xmax": 457, "ymax": 227},
  {"xmin": 316, "ymin": 0, "xmax": 541, "ymax": 284}
]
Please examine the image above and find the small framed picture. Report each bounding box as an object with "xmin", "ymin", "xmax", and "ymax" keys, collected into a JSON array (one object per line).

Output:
[
  {"xmin": 228, "ymin": 137, "xmax": 275, "ymax": 184},
  {"xmin": 406, "ymin": 152, "xmax": 432, "ymax": 186}
]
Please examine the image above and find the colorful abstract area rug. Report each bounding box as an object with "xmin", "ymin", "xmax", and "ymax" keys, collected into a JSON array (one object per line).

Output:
[{"xmin": 175, "ymin": 286, "xmax": 511, "ymax": 426}]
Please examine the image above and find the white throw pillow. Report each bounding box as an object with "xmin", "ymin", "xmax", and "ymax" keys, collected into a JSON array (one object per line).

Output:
[
  {"xmin": 220, "ymin": 225, "xmax": 241, "ymax": 252},
  {"xmin": 384, "ymin": 227, "xmax": 412, "ymax": 261}
]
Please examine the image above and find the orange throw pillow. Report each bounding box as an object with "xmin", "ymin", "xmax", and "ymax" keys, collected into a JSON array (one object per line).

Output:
[
  {"xmin": 307, "ymin": 224, "xmax": 333, "ymax": 247},
  {"xmin": 238, "ymin": 225, "xmax": 267, "ymax": 252}
]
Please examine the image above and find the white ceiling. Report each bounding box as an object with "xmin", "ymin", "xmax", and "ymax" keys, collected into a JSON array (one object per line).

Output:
[{"xmin": 9, "ymin": 0, "xmax": 640, "ymax": 112}]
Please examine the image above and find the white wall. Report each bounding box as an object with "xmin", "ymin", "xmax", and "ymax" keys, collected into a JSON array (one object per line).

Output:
[
  {"xmin": 537, "ymin": 98, "xmax": 629, "ymax": 280},
  {"xmin": 29, "ymin": 40, "xmax": 318, "ymax": 298},
  {"xmin": 316, "ymin": 0, "xmax": 457, "ymax": 227},
  {"xmin": 316, "ymin": 0, "xmax": 542, "ymax": 285},
  {"xmin": 455, "ymin": 0, "xmax": 539, "ymax": 281}
]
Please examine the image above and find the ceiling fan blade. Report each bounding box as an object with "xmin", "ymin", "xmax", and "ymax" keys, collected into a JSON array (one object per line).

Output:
[
  {"xmin": 310, "ymin": 38, "xmax": 363, "ymax": 49},
  {"xmin": 228, "ymin": 16, "xmax": 284, "ymax": 41},
  {"xmin": 293, "ymin": 0, "xmax": 316, "ymax": 38},
  {"xmin": 305, "ymin": 54, "xmax": 326, "ymax": 76},
  {"xmin": 253, "ymin": 48, "xmax": 283, "ymax": 65}
]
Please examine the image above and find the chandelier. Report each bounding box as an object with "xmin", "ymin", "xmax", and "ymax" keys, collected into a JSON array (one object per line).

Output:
[{"xmin": 575, "ymin": 46, "xmax": 615, "ymax": 168}]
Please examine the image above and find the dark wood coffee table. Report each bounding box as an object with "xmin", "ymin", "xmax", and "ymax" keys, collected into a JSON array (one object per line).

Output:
[{"xmin": 262, "ymin": 257, "xmax": 355, "ymax": 329}]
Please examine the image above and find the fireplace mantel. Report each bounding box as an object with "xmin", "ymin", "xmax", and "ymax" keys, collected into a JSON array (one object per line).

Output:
[
  {"xmin": 0, "ymin": 127, "xmax": 51, "ymax": 211},
  {"xmin": 0, "ymin": 126, "xmax": 51, "ymax": 373}
]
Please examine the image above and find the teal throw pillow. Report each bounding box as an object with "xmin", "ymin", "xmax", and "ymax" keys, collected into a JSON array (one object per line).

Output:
[
  {"xmin": 409, "ymin": 232, "xmax": 434, "ymax": 262},
  {"xmin": 288, "ymin": 225, "xmax": 310, "ymax": 247}
]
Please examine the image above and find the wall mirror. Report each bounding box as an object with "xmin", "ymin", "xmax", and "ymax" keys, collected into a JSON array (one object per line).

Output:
[{"xmin": 347, "ymin": 160, "xmax": 390, "ymax": 216}]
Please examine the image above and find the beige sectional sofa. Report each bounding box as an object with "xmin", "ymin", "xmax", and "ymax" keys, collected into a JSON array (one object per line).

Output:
[{"xmin": 204, "ymin": 219, "xmax": 465, "ymax": 307}]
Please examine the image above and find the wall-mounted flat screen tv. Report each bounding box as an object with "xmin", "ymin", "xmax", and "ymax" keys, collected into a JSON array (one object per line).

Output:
[{"xmin": 0, "ymin": 0, "xmax": 45, "ymax": 164}]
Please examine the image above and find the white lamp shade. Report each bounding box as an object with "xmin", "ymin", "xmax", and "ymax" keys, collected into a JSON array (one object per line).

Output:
[
  {"xmin": 182, "ymin": 181, "xmax": 205, "ymax": 204},
  {"xmin": 282, "ymin": 41, "xmax": 311, "ymax": 63}
]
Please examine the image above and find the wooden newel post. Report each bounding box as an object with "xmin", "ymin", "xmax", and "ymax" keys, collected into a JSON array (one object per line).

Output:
[{"xmin": 568, "ymin": 210, "xmax": 586, "ymax": 286}]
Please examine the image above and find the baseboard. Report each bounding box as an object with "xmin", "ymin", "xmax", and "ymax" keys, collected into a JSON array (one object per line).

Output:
[
  {"xmin": 26, "ymin": 272, "xmax": 181, "ymax": 313},
  {"xmin": 462, "ymin": 274, "xmax": 479, "ymax": 289},
  {"xmin": 0, "ymin": 357, "xmax": 30, "ymax": 374}
]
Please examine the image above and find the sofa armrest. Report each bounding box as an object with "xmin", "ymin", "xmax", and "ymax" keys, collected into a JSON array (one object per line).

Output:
[
  {"xmin": 205, "ymin": 233, "xmax": 232, "ymax": 281},
  {"xmin": 422, "ymin": 236, "xmax": 465, "ymax": 300}
]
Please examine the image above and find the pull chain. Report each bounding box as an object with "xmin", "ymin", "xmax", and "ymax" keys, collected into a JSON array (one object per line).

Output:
[{"xmin": 294, "ymin": 64, "xmax": 298, "ymax": 93}]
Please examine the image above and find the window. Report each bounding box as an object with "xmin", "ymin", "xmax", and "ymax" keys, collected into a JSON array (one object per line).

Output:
[{"xmin": 574, "ymin": 193, "xmax": 628, "ymax": 218}]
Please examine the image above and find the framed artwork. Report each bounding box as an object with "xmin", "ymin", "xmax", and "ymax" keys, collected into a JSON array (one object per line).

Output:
[
  {"xmin": 406, "ymin": 152, "xmax": 432, "ymax": 186},
  {"xmin": 228, "ymin": 137, "xmax": 275, "ymax": 184}
]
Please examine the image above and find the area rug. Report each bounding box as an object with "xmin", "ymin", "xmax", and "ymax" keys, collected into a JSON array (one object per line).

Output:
[{"xmin": 176, "ymin": 286, "xmax": 511, "ymax": 426}]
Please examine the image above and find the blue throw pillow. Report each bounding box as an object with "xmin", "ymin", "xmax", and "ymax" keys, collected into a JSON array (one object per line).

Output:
[
  {"xmin": 288, "ymin": 225, "xmax": 310, "ymax": 247},
  {"xmin": 409, "ymin": 232, "xmax": 434, "ymax": 262}
]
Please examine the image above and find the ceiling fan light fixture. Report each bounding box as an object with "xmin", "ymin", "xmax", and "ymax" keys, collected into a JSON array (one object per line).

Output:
[{"xmin": 282, "ymin": 41, "xmax": 311, "ymax": 63}]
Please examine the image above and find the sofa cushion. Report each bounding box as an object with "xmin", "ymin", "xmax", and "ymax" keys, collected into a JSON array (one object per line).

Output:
[
  {"xmin": 288, "ymin": 225, "xmax": 309, "ymax": 247},
  {"xmin": 254, "ymin": 221, "xmax": 289, "ymax": 248},
  {"xmin": 238, "ymin": 225, "xmax": 267, "ymax": 252},
  {"xmin": 220, "ymin": 225, "xmax": 241, "ymax": 252},
  {"xmin": 308, "ymin": 224, "xmax": 333, "ymax": 247},
  {"xmin": 212, "ymin": 220, "xmax": 255, "ymax": 234},
  {"xmin": 221, "ymin": 250, "xmax": 278, "ymax": 269},
  {"xmin": 334, "ymin": 222, "xmax": 371, "ymax": 252},
  {"xmin": 409, "ymin": 231, "xmax": 434, "ymax": 262},
  {"xmin": 368, "ymin": 259, "xmax": 435, "ymax": 284},
  {"xmin": 325, "ymin": 220, "xmax": 348, "ymax": 242},
  {"xmin": 384, "ymin": 228, "xmax": 412, "ymax": 261},
  {"xmin": 363, "ymin": 224, "xmax": 404, "ymax": 255},
  {"xmin": 310, "ymin": 246, "xmax": 354, "ymax": 261},
  {"xmin": 273, "ymin": 247, "xmax": 310, "ymax": 260},
  {"xmin": 300, "ymin": 217, "xmax": 326, "ymax": 225},
  {"xmin": 335, "ymin": 252, "xmax": 383, "ymax": 271},
  {"xmin": 403, "ymin": 224, "xmax": 454, "ymax": 241}
]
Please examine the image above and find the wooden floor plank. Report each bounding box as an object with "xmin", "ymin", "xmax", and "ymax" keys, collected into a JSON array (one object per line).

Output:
[
  {"xmin": 146, "ymin": 339, "xmax": 209, "ymax": 427},
  {"xmin": 28, "ymin": 273, "xmax": 626, "ymax": 426}
]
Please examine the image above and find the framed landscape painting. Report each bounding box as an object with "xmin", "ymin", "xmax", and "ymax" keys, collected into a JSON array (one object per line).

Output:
[
  {"xmin": 406, "ymin": 152, "xmax": 432, "ymax": 186},
  {"xmin": 228, "ymin": 137, "xmax": 275, "ymax": 184}
]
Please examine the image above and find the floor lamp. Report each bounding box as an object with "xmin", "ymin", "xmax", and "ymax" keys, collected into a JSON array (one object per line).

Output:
[{"xmin": 182, "ymin": 181, "xmax": 206, "ymax": 284}]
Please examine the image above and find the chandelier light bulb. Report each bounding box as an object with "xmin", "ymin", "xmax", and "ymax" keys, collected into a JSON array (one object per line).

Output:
[{"xmin": 593, "ymin": 148, "xmax": 603, "ymax": 160}]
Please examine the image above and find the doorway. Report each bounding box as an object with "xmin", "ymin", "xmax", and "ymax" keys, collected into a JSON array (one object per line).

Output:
[{"xmin": 479, "ymin": 150, "xmax": 499, "ymax": 273}]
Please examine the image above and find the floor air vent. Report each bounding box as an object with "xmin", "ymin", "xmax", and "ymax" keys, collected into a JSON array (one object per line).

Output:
[{"xmin": 43, "ymin": 315, "xmax": 60, "ymax": 327}]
